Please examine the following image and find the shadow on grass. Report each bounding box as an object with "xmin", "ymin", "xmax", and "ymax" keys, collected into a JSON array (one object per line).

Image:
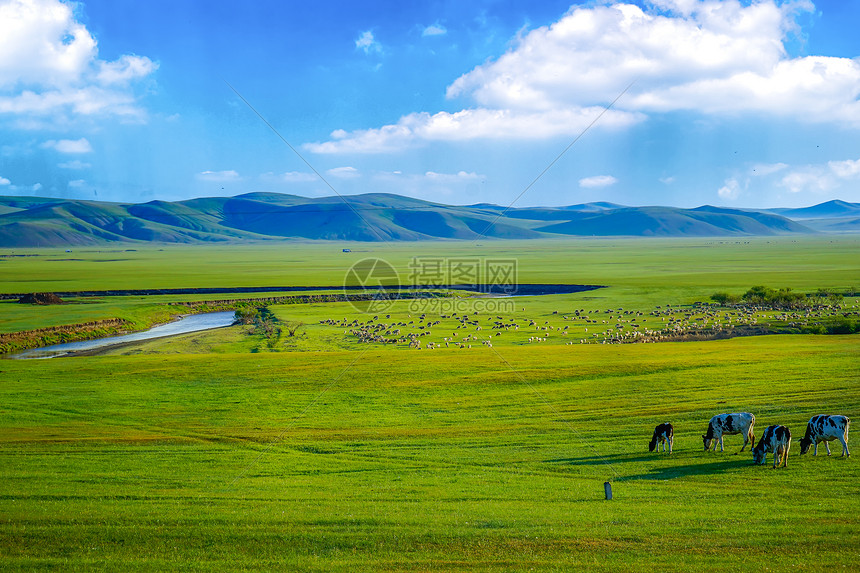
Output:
[{"xmin": 545, "ymin": 452, "xmax": 753, "ymax": 481}]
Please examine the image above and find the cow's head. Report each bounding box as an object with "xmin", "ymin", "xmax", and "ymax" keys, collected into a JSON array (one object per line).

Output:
[
  {"xmin": 752, "ymin": 447, "xmax": 765, "ymax": 465},
  {"xmin": 702, "ymin": 435, "xmax": 712, "ymax": 451},
  {"xmin": 648, "ymin": 437, "xmax": 657, "ymax": 452},
  {"xmin": 799, "ymin": 436, "xmax": 813, "ymax": 455}
]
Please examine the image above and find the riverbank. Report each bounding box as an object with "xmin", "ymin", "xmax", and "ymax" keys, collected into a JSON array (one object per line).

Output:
[{"xmin": 8, "ymin": 311, "xmax": 237, "ymax": 359}]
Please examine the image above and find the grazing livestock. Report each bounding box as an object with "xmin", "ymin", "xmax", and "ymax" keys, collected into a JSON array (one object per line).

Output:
[
  {"xmin": 649, "ymin": 423, "xmax": 674, "ymax": 453},
  {"xmin": 752, "ymin": 425, "xmax": 791, "ymax": 468},
  {"xmin": 702, "ymin": 412, "xmax": 756, "ymax": 452},
  {"xmin": 799, "ymin": 415, "xmax": 851, "ymax": 457}
]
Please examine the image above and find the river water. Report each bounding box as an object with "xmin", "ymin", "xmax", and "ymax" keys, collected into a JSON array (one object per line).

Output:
[{"xmin": 11, "ymin": 311, "xmax": 236, "ymax": 359}]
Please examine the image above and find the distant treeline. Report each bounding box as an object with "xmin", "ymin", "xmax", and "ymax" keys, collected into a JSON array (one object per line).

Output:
[{"xmin": 710, "ymin": 286, "xmax": 854, "ymax": 309}]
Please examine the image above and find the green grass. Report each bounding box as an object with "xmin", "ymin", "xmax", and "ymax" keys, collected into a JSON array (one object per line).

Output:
[
  {"xmin": 3, "ymin": 235, "xmax": 858, "ymax": 335},
  {"xmin": 2, "ymin": 236, "xmax": 858, "ymax": 294},
  {"xmin": 1, "ymin": 336, "xmax": 858, "ymax": 571},
  {"xmin": 1, "ymin": 236, "xmax": 858, "ymax": 570}
]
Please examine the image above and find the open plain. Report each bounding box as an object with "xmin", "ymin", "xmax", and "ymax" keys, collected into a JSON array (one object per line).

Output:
[{"xmin": 1, "ymin": 236, "xmax": 858, "ymax": 571}]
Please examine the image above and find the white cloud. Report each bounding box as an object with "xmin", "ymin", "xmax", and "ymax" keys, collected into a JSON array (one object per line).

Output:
[
  {"xmin": 67, "ymin": 178, "xmax": 86, "ymax": 188},
  {"xmin": 423, "ymin": 24, "xmax": 447, "ymax": 37},
  {"xmin": 828, "ymin": 158, "xmax": 860, "ymax": 178},
  {"xmin": 197, "ymin": 170, "xmax": 240, "ymax": 182},
  {"xmin": 751, "ymin": 162, "xmax": 788, "ymax": 176},
  {"xmin": 0, "ymin": 176, "xmax": 10, "ymax": 185},
  {"xmin": 41, "ymin": 137, "xmax": 92, "ymax": 153},
  {"xmin": 260, "ymin": 171, "xmax": 318, "ymax": 184},
  {"xmin": 355, "ymin": 30, "xmax": 381, "ymax": 55},
  {"xmin": 308, "ymin": 0, "xmax": 860, "ymax": 154},
  {"xmin": 447, "ymin": 0, "xmax": 853, "ymax": 122},
  {"xmin": 371, "ymin": 169, "xmax": 485, "ymax": 199},
  {"xmin": 305, "ymin": 107, "xmax": 641, "ymax": 153},
  {"xmin": 424, "ymin": 170, "xmax": 480, "ymax": 183},
  {"xmin": 58, "ymin": 159, "xmax": 91, "ymax": 169},
  {"xmin": 780, "ymin": 169, "xmax": 834, "ymax": 194},
  {"xmin": 96, "ymin": 54, "xmax": 157, "ymax": 85},
  {"xmin": 579, "ymin": 175, "xmax": 618, "ymax": 188},
  {"xmin": 0, "ymin": 0, "xmax": 157, "ymax": 122},
  {"xmin": 777, "ymin": 156, "xmax": 860, "ymax": 194},
  {"xmin": 326, "ymin": 166, "xmax": 360, "ymax": 179},
  {"xmin": 717, "ymin": 177, "xmax": 742, "ymax": 200},
  {"xmin": 659, "ymin": 176, "xmax": 675, "ymax": 184}
]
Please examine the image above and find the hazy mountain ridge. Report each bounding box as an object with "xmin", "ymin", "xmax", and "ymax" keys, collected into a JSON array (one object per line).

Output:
[{"xmin": 0, "ymin": 193, "xmax": 856, "ymax": 247}]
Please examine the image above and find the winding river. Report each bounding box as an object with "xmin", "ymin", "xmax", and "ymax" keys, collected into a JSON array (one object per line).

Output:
[{"xmin": 11, "ymin": 311, "xmax": 236, "ymax": 359}]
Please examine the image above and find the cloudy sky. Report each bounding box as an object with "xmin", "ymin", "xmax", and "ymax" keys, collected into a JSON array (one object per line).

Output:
[{"xmin": 1, "ymin": 0, "xmax": 859, "ymax": 208}]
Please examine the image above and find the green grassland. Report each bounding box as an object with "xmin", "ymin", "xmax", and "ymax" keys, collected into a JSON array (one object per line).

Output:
[
  {"xmin": 1, "ymin": 338, "xmax": 858, "ymax": 571},
  {"xmin": 1, "ymin": 236, "xmax": 859, "ymax": 571},
  {"xmin": 2, "ymin": 235, "xmax": 858, "ymax": 334}
]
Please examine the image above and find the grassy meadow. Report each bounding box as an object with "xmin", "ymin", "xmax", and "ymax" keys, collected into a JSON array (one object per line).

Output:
[{"xmin": 1, "ymin": 236, "xmax": 859, "ymax": 571}]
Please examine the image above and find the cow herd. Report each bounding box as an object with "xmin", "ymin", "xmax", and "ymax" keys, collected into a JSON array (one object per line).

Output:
[{"xmin": 649, "ymin": 414, "xmax": 850, "ymax": 468}]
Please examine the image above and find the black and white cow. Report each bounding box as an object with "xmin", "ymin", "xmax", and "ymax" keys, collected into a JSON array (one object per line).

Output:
[
  {"xmin": 799, "ymin": 415, "xmax": 851, "ymax": 457},
  {"xmin": 752, "ymin": 425, "xmax": 791, "ymax": 468},
  {"xmin": 702, "ymin": 412, "xmax": 756, "ymax": 452},
  {"xmin": 649, "ymin": 422, "xmax": 674, "ymax": 453}
]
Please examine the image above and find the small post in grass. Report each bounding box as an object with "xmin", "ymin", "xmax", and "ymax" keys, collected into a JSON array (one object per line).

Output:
[{"xmin": 604, "ymin": 481, "xmax": 613, "ymax": 500}]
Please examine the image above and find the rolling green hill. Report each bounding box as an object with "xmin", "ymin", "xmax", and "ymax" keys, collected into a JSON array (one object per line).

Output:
[{"xmin": 0, "ymin": 192, "xmax": 848, "ymax": 247}]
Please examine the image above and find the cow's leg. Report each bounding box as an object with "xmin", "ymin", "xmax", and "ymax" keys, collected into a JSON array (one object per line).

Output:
[
  {"xmin": 813, "ymin": 442, "xmax": 819, "ymax": 456},
  {"xmin": 668, "ymin": 436, "xmax": 673, "ymax": 454},
  {"xmin": 719, "ymin": 436, "xmax": 724, "ymax": 452},
  {"xmin": 743, "ymin": 428, "xmax": 754, "ymax": 452},
  {"xmin": 825, "ymin": 441, "xmax": 832, "ymax": 456},
  {"xmin": 839, "ymin": 436, "xmax": 850, "ymax": 457}
]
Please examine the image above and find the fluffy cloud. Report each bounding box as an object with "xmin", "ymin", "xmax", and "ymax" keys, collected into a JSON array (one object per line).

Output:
[
  {"xmin": 718, "ymin": 177, "xmax": 743, "ymax": 200},
  {"xmin": 308, "ymin": 0, "xmax": 860, "ymax": 153},
  {"xmin": 0, "ymin": 0, "xmax": 157, "ymax": 121},
  {"xmin": 422, "ymin": 24, "xmax": 447, "ymax": 37},
  {"xmin": 355, "ymin": 31, "xmax": 381, "ymax": 55},
  {"xmin": 197, "ymin": 170, "xmax": 240, "ymax": 182},
  {"xmin": 326, "ymin": 166, "xmax": 360, "ymax": 179},
  {"xmin": 41, "ymin": 137, "xmax": 92, "ymax": 153},
  {"xmin": 305, "ymin": 107, "xmax": 641, "ymax": 153},
  {"xmin": 424, "ymin": 170, "xmax": 480, "ymax": 183},
  {"xmin": 775, "ymin": 156, "xmax": 860, "ymax": 193},
  {"xmin": 0, "ymin": 176, "xmax": 10, "ymax": 185},
  {"xmin": 828, "ymin": 158, "xmax": 860, "ymax": 178},
  {"xmin": 579, "ymin": 175, "xmax": 618, "ymax": 188}
]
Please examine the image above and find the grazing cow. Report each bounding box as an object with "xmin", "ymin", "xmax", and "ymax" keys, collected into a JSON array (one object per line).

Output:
[
  {"xmin": 649, "ymin": 422, "xmax": 674, "ymax": 453},
  {"xmin": 702, "ymin": 412, "xmax": 756, "ymax": 452},
  {"xmin": 752, "ymin": 425, "xmax": 791, "ymax": 468},
  {"xmin": 799, "ymin": 415, "xmax": 851, "ymax": 457}
]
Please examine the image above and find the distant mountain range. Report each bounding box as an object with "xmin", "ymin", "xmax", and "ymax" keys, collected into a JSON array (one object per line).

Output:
[{"xmin": 0, "ymin": 193, "xmax": 858, "ymax": 247}]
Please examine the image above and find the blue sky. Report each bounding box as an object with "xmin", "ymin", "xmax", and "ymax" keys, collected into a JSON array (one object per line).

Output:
[{"xmin": 1, "ymin": 0, "xmax": 859, "ymax": 208}]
